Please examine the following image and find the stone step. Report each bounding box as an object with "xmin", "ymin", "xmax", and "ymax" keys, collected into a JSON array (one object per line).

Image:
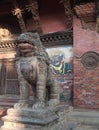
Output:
[
  {"xmin": 0, "ymin": 127, "xmax": 33, "ymax": 130},
  {"xmin": 74, "ymin": 128, "xmax": 98, "ymax": 130},
  {"xmin": 65, "ymin": 121, "xmax": 99, "ymax": 130},
  {"xmin": 67, "ymin": 110, "xmax": 99, "ymax": 127},
  {"xmin": 74, "ymin": 125, "xmax": 99, "ymax": 130}
]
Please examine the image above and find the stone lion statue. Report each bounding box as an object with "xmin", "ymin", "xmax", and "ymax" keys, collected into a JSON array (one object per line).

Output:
[{"xmin": 15, "ymin": 32, "xmax": 60, "ymax": 109}]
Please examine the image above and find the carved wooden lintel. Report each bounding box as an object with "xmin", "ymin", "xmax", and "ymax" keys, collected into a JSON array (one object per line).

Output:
[
  {"xmin": 0, "ymin": 31, "xmax": 73, "ymax": 51},
  {"xmin": 26, "ymin": 0, "xmax": 42, "ymax": 34}
]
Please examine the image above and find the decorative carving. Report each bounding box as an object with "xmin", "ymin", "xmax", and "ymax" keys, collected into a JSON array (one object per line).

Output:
[
  {"xmin": 26, "ymin": 0, "xmax": 42, "ymax": 34},
  {"xmin": 60, "ymin": 0, "xmax": 73, "ymax": 30},
  {"xmin": 74, "ymin": 2, "xmax": 99, "ymax": 32},
  {"xmin": 15, "ymin": 32, "xmax": 60, "ymax": 109},
  {"xmin": 81, "ymin": 51, "xmax": 99, "ymax": 70},
  {"xmin": 0, "ymin": 31, "xmax": 73, "ymax": 51},
  {"xmin": 12, "ymin": 8, "xmax": 27, "ymax": 33},
  {"xmin": 41, "ymin": 31, "xmax": 73, "ymax": 46},
  {"xmin": 0, "ymin": 28, "xmax": 12, "ymax": 41},
  {"xmin": 95, "ymin": 0, "xmax": 99, "ymax": 32},
  {"xmin": 11, "ymin": 0, "xmax": 27, "ymax": 33},
  {"xmin": 74, "ymin": 2, "xmax": 95, "ymax": 23},
  {"xmin": 96, "ymin": 16, "xmax": 99, "ymax": 33}
]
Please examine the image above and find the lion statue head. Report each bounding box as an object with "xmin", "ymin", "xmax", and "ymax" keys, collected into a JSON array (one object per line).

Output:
[{"xmin": 16, "ymin": 32, "xmax": 50, "ymax": 65}]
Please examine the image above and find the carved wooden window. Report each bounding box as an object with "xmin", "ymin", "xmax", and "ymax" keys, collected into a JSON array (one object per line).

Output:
[{"xmin": 0, "ymin": 59, "xmax": 19, "ymax": 95}]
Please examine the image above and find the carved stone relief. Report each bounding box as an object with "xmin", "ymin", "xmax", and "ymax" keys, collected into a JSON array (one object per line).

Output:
[{"xmin": 81, "ymin": 51, "xmax": 99, "ymax": 70}]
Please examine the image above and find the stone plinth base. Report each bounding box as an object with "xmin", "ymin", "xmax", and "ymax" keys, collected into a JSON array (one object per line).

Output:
[{"xmin": 0, "ymin": 105, "xmax": 68, "ymax": 130}]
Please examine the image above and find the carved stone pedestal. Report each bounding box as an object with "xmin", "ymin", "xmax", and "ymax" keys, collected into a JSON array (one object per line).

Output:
[{"xmin": 0, "ymin": 105, "xmax": 68, "ymax": 130}]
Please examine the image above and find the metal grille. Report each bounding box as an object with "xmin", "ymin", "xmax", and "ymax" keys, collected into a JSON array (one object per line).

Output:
[
  {"xmin": 0, "ymin": 60, "xmax": 20, "ymax": 95},
  {"xmin": 6, "ymin": 80, "xmax": 19, "ymax": 95}
]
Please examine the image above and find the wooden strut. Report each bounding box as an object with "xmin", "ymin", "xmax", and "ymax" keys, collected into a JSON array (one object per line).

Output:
[
  {"xmin": 26, "ymin": 0, "xmax": 42, "ymax": 34},
  {"xmin": 12, "ymin": 0, "xmax": 27, "ymax": 33},
  {"xmin": 96, "ymin": 16, "xmax": 99, "ymax": 33},
  {"xmin": 60, "ymin": 0, "xmax": 73, "ymax": 30},
  {"xmin": 95, "ymin": 0, "xmax": 99, "ymax": 32}
]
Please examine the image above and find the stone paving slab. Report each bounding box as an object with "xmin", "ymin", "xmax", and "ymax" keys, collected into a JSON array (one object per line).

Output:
[
  {"xmin": 66, "ymin": 121, "xmax": 99, "ymax": 130},
  {"xmin": 74, "ymin": 128, "xmax": 99, "ymax": 130},
  {"xmin": 68, "ymin": 110, "xmax": 99, "ymax": 127},
  {"xmin": 74, "ymin": 126, "xmax": 99, "ymax": 130}
]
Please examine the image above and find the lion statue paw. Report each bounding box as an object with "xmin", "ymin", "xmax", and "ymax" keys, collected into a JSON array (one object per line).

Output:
[
  {"xmin": 32, "ymin": 101, "xmax": 45, "ymax": 110},
  {"xmin": 14, "ymin": 100, "xmax": 29, "ymax": 109},
  {"xmin": 48, "ymin": 99, "xmax": 59, "ymax": 107}
]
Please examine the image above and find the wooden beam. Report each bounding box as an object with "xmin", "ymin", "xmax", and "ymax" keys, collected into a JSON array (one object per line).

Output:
[
  {"xmin": 60, "ymin": 0, "xmax": 73, "ymax": 31},
  {"xmin": 95, "ymin": 0, "xmax": 99, "ymax": 15},
  {"xmin": 95, "ymin": 0, "xmax": 99, "ymax": 32},
  {"xmin": 26, "ymin": 0, "xmax": 42, "ymax": 34},
  {"xmin": 11, "ymin": 0, "xmax": 27, "ymax": 33}
]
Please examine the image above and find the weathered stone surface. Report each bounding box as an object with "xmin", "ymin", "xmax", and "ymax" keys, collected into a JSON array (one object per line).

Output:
[
  {"xmin": 0, "ymin": 110, "xmax": 6, "ymax": 118},
  {"xmin": 0, "ymin": 105, "xmax": 68, "ymax": 130},
  {"xmin": 15, "ymin": 32, "xmax": 60, "ymax": 110}
]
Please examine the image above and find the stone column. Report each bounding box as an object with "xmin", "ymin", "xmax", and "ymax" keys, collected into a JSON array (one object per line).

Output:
[{"xmin": 26, "ymin": 0, "xmax": 42, "ymax": 34}]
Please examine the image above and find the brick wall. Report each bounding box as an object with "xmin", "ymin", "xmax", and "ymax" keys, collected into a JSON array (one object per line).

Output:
[{"xmin": 73, "ymin": 17, "xmax": 99, "ymax": 109}]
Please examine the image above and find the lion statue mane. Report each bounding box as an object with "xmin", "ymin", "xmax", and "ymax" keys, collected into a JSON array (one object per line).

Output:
[{"xmin": 15, "ymin": 32, "xmax": 60, "ymax": 109}]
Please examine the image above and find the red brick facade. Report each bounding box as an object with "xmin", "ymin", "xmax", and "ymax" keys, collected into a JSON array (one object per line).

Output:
[{"xmin": 74, "ymin": 17, "xmax": 99, "ymax": 109}]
